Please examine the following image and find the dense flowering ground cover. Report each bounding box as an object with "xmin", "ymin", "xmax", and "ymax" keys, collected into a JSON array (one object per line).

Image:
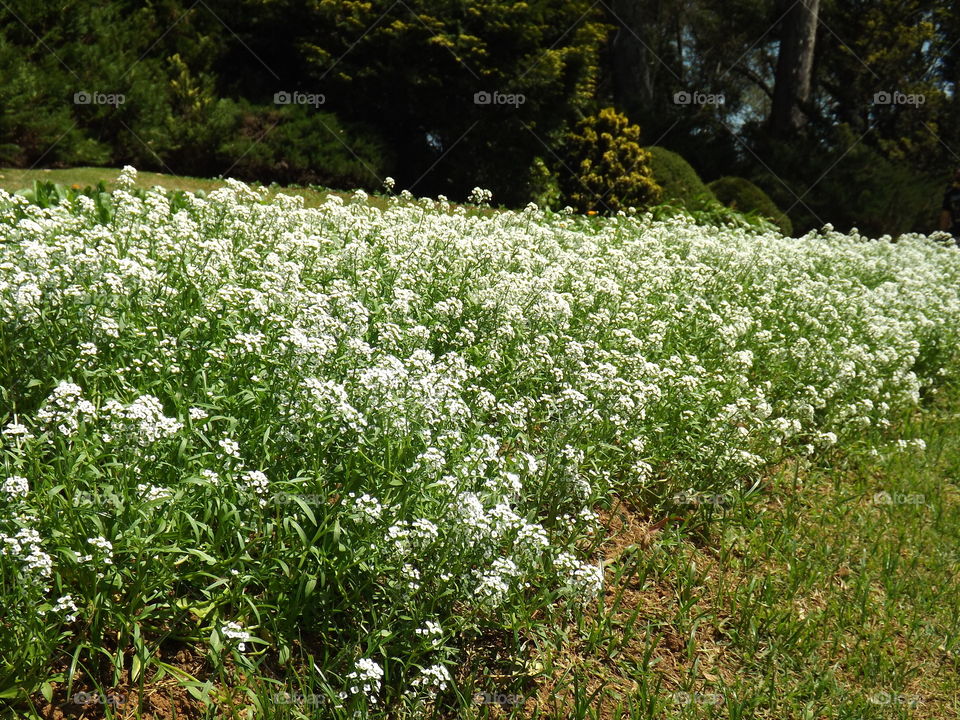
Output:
[{"xmin": 1, "ymin": 168, "xmax": 959, "ymax": 717}]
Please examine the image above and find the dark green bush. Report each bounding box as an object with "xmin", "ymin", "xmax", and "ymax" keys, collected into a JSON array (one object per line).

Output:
[
  {"xmin": 709, "ymin": 176, "xmax": 794, "ymax": 235},
  {"xmin": 559, "ymin": 108, "xmax": 662, "ymax": 214},
  {"xmin": 217, "ymin": 103, "xmax": 391, "ymax": 191},
  {"xmin": 751, "ymin": 127, "xmax": 943, "ymax": 237},
  {"xmin": 645, "ymin": 146, "xmax": 717, "ymax": 210}
]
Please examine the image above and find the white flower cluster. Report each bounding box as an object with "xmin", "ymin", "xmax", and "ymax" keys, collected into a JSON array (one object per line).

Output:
[
  {"xmin": 1, "ymin": 421, "xmax": 33, "ymax": 440},
  {"xmin": 37, "ymin": 382, "xmax": 96, "ymax": 437},
  {"xmin": 473, "ymin": 557, "xmax": 521, "ymax": 606},
  {"xmin": 415, "ymin": 620, "xmax": 443, "ymax": 640},
  {"xmin": 0, "ymin": 526, "xmax": 53, "ymax": 583},
  {"xmin": 87, "ymin": 536, "xmax": 114, "ymax": 565},
  {"xmin": 218, "ymin": 437, "xmax": 241, "ymax": 459},
  {"xmin": 136, "ymin": 483, "xmax": 172, "ymax": 502},
  {"xmin": 468, "ymin": 187, "xmax": 493, "ymax": 205},
  {"xmin": 46, "ymin": 594, "xmax": 80, "ymax": 623},
  {"xmin": 555, "ymin": 551, "xmax": 604, "ymax": 603},
  {"xmin": 1, "ymin": 475, "xmax": 29, "ymax": 499},
  {"xmin": 346, "ymin": 492, "xmax": 384, "ymax": 523},
  {"xmin": 240, "ymin": 470, "xmax": 271, "ymax": 506},
  {"xmin": 410, "ymin": 663, "xmax": 452, "ymax": 695},
  {"xmin": 4, "ymin": 171, "xmax": 960, "ymax": 706},
  {"xmin": 100, "ymin": 394, "xmax": 183, "ymax": 445},
  {"xmin": 220, "ymin": 621, "xmax": 253, "ymax": 652},
  {"xmin": 387, "ymin": 518, "xmax": 440, "ymax": 556},
  {"xmin": 341, "ymin": 657, "xmax": 384, "ymax": 705}
]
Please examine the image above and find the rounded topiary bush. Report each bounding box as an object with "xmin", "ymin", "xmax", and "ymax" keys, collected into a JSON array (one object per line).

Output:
[
  {"xmin": 559, "ymin": 108, "xmax": 662, "ymax": 214},
  {"xmin": 645, "ymin": 146, "xmax": 716, "ymax": 210},
  {"xmin": 708, "ymin": 176, "xmax": 794, "ymax": 235}
]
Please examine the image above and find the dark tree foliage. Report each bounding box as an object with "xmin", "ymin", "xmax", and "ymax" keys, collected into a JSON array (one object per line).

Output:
[{"xmin": 1, "ymin": 0, "xmax": 959, "ymax": 233}]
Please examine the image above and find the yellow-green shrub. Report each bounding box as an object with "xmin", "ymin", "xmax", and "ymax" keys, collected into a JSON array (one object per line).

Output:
[{"xmin": 559, "ymin": 108, "xmax": 662, "ymax": 214}]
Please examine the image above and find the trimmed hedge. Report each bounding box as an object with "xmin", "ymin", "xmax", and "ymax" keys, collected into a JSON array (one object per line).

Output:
[
  {"xmin": 708, "ymin": 176, "xmax": 794, "ymax": 235},
  {"xmin": 645, "ymin": 146, "xmax": 717, "ymax": 209}
]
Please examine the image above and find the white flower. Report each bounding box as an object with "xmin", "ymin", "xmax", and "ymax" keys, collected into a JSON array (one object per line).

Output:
[
  {"xmin": 87, "ymin": 536, "xmax": 114, "ymax": 565},
  {"xmin": 51, "ymin": 594, "xmax": 79, "ymax": 622},
  {"xmin": 218, "ymin": 437, "xmax": 241, "ymax": 459},
  {"xmin": 189, "ymin": 407, "xmax": 209, "ymax": 421},
  {"xmin": 137, "ymin": 483, "xmax": 172, "ymax": 502},
  {"xmin": 410, "ymin": 663, "xmax": 451, "ymax": 695},
  {"xmin": 2, "ymin": 475, "xmax": 29, "ymax": 499},
  {"xmin": 101, "ymin": 394, "xmax": 182, "ymax": 445},
  {"xmin": 220, "ymin": 621, "xmax": 253, "ymax": 652},
  {"xmin": 346, "ymin": 493, "xmax": 383, "ymax": 523},
  {"xmin": 415, "ymin": 620, "xmax": 443, "ymax": 640},
  {"xmin": 1, "ymin": 422, "xmax": 33, "ymax": 439},
  {"xmin": 241, "ymin": 470, "xmax": 270, "ymax": 505},
  {"xmin": 555, "ymin": 551, "xmax": 603, "ymax": 603},
  {"xmin": 473, "ymin": 557, "xmax": 519, "ymax": 607},
  {"xmin": 116, "ymin": 165, "xmax": 138, "ymax": 190},
  {"xmin": 468, "ymin": 187, "xmax": 493, "ymax": 205},
  {"xmin": 37, "ymin": 382, "xmax": 96, "ymax": 437},
  {"xmin": 1, "ymin": 526, "xmax": 53, "ymax": 582},
  {"xmin": 340, "ymin": 658, "xmax": 384, "ymax": 704}
]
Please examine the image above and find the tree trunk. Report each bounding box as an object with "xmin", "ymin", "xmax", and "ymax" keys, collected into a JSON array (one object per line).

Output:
[
  {"xmin": 770, "ymin": 0, "xmax": 820, "ymax": 136},
  {"xmin": 610, "ymin": 0, "xmax": 664, "ymax": 115}
]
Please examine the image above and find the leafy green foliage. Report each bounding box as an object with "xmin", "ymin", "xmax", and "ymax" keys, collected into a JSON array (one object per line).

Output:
[
  {"xmin": 709, "ymin": 176, "xmax": 793, "ymax": 235},
  {"xmin": 559, "ymin": 108, "xmax": 662, "ymax": 213},
  {"xmin": 752, "ymin": 127, "xmax": 947, "ymax": 237},
  {"xmin": 646, "ymin": 146, "xmax": 717, "ymax": 210},
  {"xmin": 216, "ymin": 103, "xmax": 390, "ymax": 190}
]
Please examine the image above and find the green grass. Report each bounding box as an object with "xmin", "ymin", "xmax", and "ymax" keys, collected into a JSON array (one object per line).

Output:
[
  {"xmin": 0, "ymin": 166, "xmax": 772, "ymax": 227},
  {"xmin": 517, "ymin": 389, "xmax": 960, "ymax": 719},
  {"xmin": 0, "ymin": 166, "xmax": 361, "ymax": 209}
]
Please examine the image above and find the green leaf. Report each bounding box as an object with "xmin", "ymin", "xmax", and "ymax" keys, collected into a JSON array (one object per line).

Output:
[{"xmin": 184, "ymin": 681, "xmax": 214, "ymax": 703}]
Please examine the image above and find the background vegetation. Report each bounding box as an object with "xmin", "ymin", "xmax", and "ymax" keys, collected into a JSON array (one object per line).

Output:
[{"xmin": 1, "ymin": 0, "xmax": 958, "ymax": 235}]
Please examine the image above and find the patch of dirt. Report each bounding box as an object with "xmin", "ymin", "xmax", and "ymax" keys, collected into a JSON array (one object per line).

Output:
[
  {"xmin": 27, "ymin": 643, "xmax": 209, "ymax": 720},
  {"xmin": 515, "ymin": 497, "xmax": 743, "ymax": 720}
]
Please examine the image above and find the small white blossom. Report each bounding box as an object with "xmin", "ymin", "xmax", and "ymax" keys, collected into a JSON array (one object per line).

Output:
[
  {"xmin": 2, "ymin": 475, "xmax": 29, "ymax": 499},
  {"xmin": 340, "ymin": 658, "xmax": 384, "ymax": 705},
  {"xmin": 220, "ymin": 621, "xmax": 253, "ymax": 652}
]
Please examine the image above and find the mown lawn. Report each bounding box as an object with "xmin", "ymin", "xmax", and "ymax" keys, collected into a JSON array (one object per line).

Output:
[{"xmin": 0, "ymin": 166, "xmax": 355, "ymax": 209}]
